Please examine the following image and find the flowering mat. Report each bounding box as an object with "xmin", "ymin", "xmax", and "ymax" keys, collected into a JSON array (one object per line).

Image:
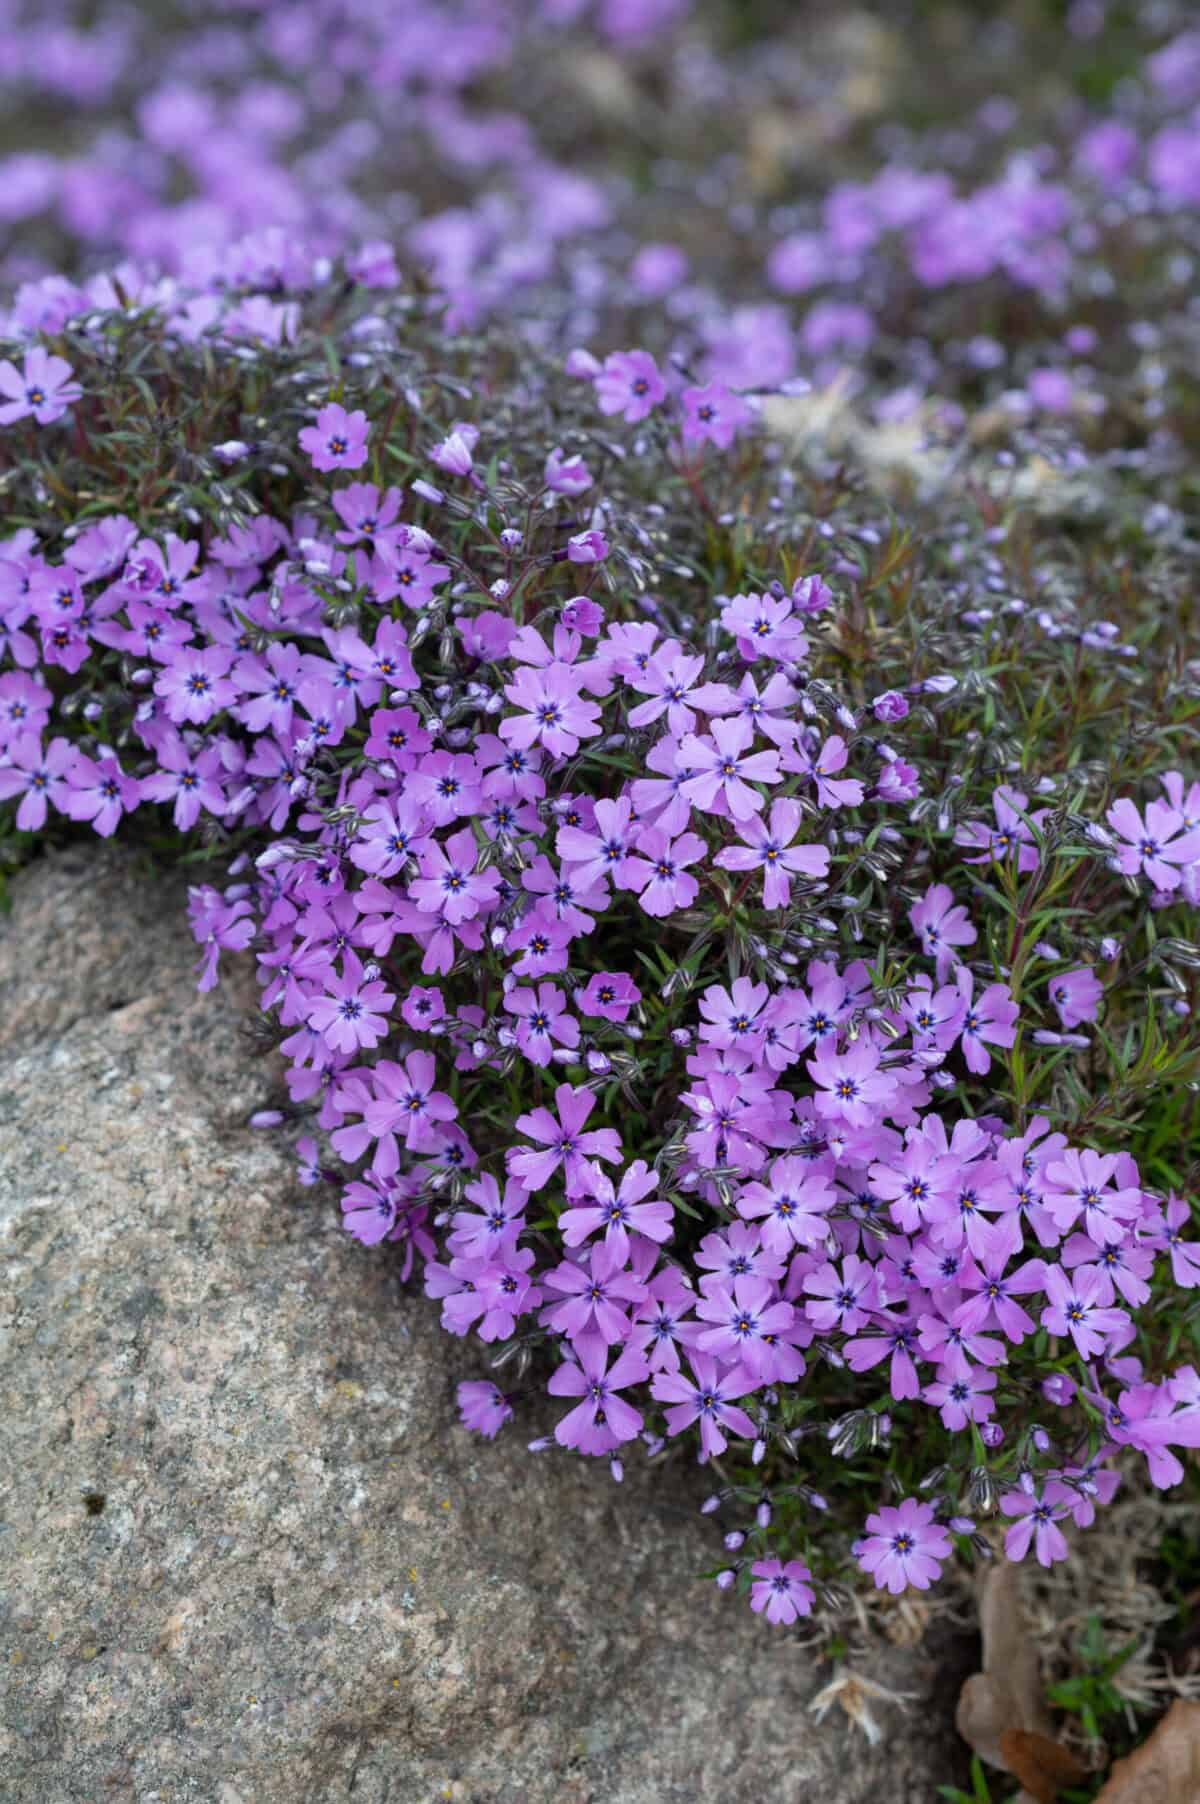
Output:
[{"xmin": 4, "ymin": 2, "xmax": 1200, "ymax": 1792}]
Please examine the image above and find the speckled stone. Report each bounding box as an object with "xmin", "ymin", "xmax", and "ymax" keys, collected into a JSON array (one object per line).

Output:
[{"xmin": 0, "ymin": 846, "xmax": 969, "ymax": 1803}]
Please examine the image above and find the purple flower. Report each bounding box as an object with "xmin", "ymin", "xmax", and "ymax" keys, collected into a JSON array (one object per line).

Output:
[
  {"xmin": 456, "ymin": 1380, "xmax": 513, "ymax": 1440},
  {"xmin": 140, "ymin": 730, "xmax": 229, "ymax": 831},
  {"xmin": 509, "ymin": 1083, "xmax": 622, "ymax": 1191},
  {"xmin": 0, "ymin": 733, "xmax": 73, "ymax": 829},
  {"xmin": 594, "ymin": 349, "xmax": 665, "ymax": 422},
  {"xmin": 955, "ymin": 970, "xmax": 1019, "ymax": 1077},
  {"xmin": 410, "ymin": 828, "xmax": 502, "ymax": 925},
  {"xmin": 622, "ymin": 828, "xmax": 706, "ymax": 916},
  {"xmin": 154, "ymin": 644, "xmax": 239, "ymax": 725},
  {"xmin": 430, "ymin": 422, "xmax": 479, "ymax": 475},
  {"xmin": 695, "ymin": 1274, "xmax": 795, "ymax": 1379},
  {"xmin": 808, "ymin": 1034, "xmax": 896, "ymax": 1127},
  {"xmin": 505, "ymin": 981, "xmax": 580, "ymax": 1068},
  {"xmin": 871, "ymin": 689, "xmax": 909, "ymax": 722},
  {"xmin": 560, "ymin": 1158, "xmax": 673, "ymax": 1260},
  {"xmin": 714, "ymin": 797, "xmax": 830, "ymax": 907},
  {"xmin": 548, "ymin": 1335, "xmax": 650, "ymax": 1454},
  {"xmin": 910, "ymin": 883, "xmax": 976, "ymax": 979},
  {"xmin": 1048, "ymin": 966, "xmax": 1103, "ymax": 1029},
  {"xmin": 501, "ymin": 664, "xmax": 601, "ymax": 757},
  {"xmin": 1106, "ymin": 797, "xmax": 1200, "ymax": 891},
  {"xmin": 543, "ymin": 1242, "xmax": 648, "ymax": 1345},
  {"xmin": 544, "ymin": 446, "xmax": 593, "ymax": 495},
  {"xmin": 578, "ymin": 971, "xmax": 641, "ymax": 1021},
  {"xmin": 737, "ymin": 1156, "xmax": 835, "ymax": 1253},
  {"xmin": 1040, "ymin": 1262, "xmax": 1130, "ymax": 1359},
  {"xmin": 855, "ymin": 1498, "xmax": 951, "ymax": 1593},
  {"xmin": 749, "ymin": 1558, "xmax": 815, "ymax": 1624},
  {"xmin": 566, "ymin": 528, "xmax": 609, "ymax": 564},
  {"xmin": 0, "ymin": 347, "xmax": 81, "ymax": 425},
  {"xmin": 61, "ymin": 749, "xmax": 140, "ymax": 837},
  {"xmin": 651, "ymin": 1353, "xmax": 758, "ymax": 1461},
  {"xmin": 680, "ymin": 384, "xmax": 753, "ymax": 450},
  {"xmin": 187, "ymin": 886, "xmax": 255, "ymax": 991},
  {"xmin": 677, "ymin": 716, "xmax": 781, "ymax": 821},
  {"xmin": 299, "ymin": 402, "xmax": 370, "ymax": 473},
  {"xmin": 307, "ymin": 950, "xmax": 395, "ymax": 1053},
  {"xmin": 1000, "ymin": 1486, "xmax": 1070, "ymax": 1567}
]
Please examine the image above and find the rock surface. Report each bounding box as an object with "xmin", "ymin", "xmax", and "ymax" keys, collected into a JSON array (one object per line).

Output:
[{"xmin": 0, "ymin": 846, "xmax": 969, "ymax": 1803}]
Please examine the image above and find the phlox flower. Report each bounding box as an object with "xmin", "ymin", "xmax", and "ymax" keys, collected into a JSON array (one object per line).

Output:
[
  {"xmin": 622, "ymin": 827, "xmax": 706, "ymax": 916},
  {"xmin": 1106, "ymin": 796, "xmax": 1200, "ymax": 891},
  {"xmin": 544, "ymin": 445, "xmax": 593, "ymax": 494},
  {"xmin": 855, "ymin": 1498, "xmax": 951, "ymax": 1593},
  {"xmin": 629, "ymin": 1268, "xmax": 700, "ymax": 1374},
  {"xmin": 1062, "ymin": 1233, "xmax": 1153, "ymax": 1309},
  {"xmin": 0, "ymin": 346, "xmax": 81, "ymax": 425},
  {"xmin": 954, "ymin": 1246, "xmax": 1045, "ymax": 1344},
  {"xmin": 448, "ymin": 1174, "xmax": 527, "ymax": 1258},
  {"xmin": 627, "ymin": 646, "xmax": 707, "ymax": 737},
  {"xmin": 803, "ymin": 1253, "xmax": 879, "ymax": 1333},
  {"xmin": 349, "ymin": 796, "xmax": 429, "ymax": 879},
  {"xmin": 681, "ymin": 383, "xmax": 753, "ymax": 450},
  {"xmin": 556, "ymin": 794, "xmax": 636, "ymax": 888},
  {"xmin": 1043, "ymin": 1148, "xmax": 1142, "ymax": 1245},
  {"xmin": 695, "ymin": 1220, "xmax": 786, "ymax": 1290},
  {"xmin": 548, "ymin": 1335, "xmax": 650, "ymax": 1454},
  {"xmin": 1048, "ymin": 966, "xmax": 1102, "ymax": 1029},
  {"xmin": 677, "ymin": 716, "xmax": 781, "ymax": 820},
  {"xmin": 697, "ymin": 976, "xmax": 771, "ymax": 1054},
  {"xmin": 1000, "ymin": 1486, "xmax": 1070, "ymax": 1567},
  {"xmin": 650, "ymin": 1353, "xmax": 758, "ymax": 1462},
  {"xmin": 955, "ymin": 970, "xmax": 1019, "ymax": 1077},
  {"xmin": 155, "ymin": 644, "xmax": 239, "ymax": 725},
  {"xmin": 430, "ymin": 422, "xmax": 479, "ymax": 475},
  {"xmin": 505, "ymin": 981, "xmax": 579, "ymax": 1067},
  {"xmin": 694, "ymin": 1274, "xmax": 796, "ymax": 1379},
  {"xmin": 720, "ymin": 591, "xmax": 808, "ymax": 664},
  {"xmin": 843, "ymin": 1318, "xmax": 922, "ymax": 1400},
  {"xmin": 299, "ymin": 402, "xmax": 370, "ymax": 472},
  {"xmin": 690, "ymin": 670, "xmax": 801, "ymax": 747},
  {"xmin": 714, "ymin": 796, "xmax": 830, "ymax": 907},
  {"xmin": 954, "ymin": 785, "xmax": 1047, "ymax": 872},
  {"xmin": 1156, "ymin": 1195, "xmax": 1200, "ymax": 1288},
  {"xmin": 140, "ymin": 730, "xmax": 229, "ymax": 830},
  {"xmin": 409, "ymin": 828, "xmax": 502, "ymax": 925},
  {"xmin": 509, "ymin": 1083, "xmax": 622, "ymax": 1191},
  {"xmin": 1040, "ymin": 1263, "xmax": 1131, "ymax": 1359},
  {"xmin": 808, "ymin": 1035, "xmax": 896, "ymax": 1127},
  {"xmin": 0, "ymin": 733, "xmax": 73, "ymax": 829},
  {"xmin": 566, "ymin": 529, "xmax": 609, "ymax": 564},
  {"xmin": 543, "ymin": 1241, "xmax": 649, "ymax": 1345},
  {"xmin": 924, "ymin": 1365, "xmax": 997, "ymax": 1431},
  {"xmin": 784, "ymin": 734, "xmax": 864, "ymax": 809},
  {"xmin": 456, "ymin": 1380, "xmax": 513, "ymax": 1440},
  {"xmin": 306, "ymin": 951, "xmax": 395, "ymax": 1054},
  {"xmin": 187, "ymin": 887, "xmax": 255, "ymax": 992},
  {"xmin": 736, "ymin": 1156, "xmax": 836, "ymax": 1253},
  {"xmin": 910, "ymin": 883, "xmax": 976, "ymax": 980},
  {"xmin": 594, "ymin": 349, "xmax": 665, "ymax": 422},
  {"xmin": 577, "ymin": 971, "xmax": 641, "ymax": 1021},
  {"xmin": 868, "ymin": 1139, "xmax": 960, "ymax": 1236},
  {"xmin": 61, "ymin": 749, "xmax": 139, "ymax": 836},
  {"xmin": 749, "ymin": 1558, "xmax": 815, "ymax": 1625},
  {"xmin": 501, "ymin": 664, "xmax": 601, "ymax": 756},
  {"xmin": 388, "ymin": 543, "xmax": 451, "ymax": 609},
  {"xmin": 559, "ymin": 1159, "xmax": 673, "ymax": 1261}
]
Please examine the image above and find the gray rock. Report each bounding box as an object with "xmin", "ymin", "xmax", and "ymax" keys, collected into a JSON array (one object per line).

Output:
[{"xmin": 0, "ymin": 846, "xmax": 969, "ymax": 1803}]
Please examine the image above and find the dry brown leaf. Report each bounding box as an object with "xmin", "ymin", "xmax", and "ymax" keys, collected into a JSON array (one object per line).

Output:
[
  {"xmin": 1092, "ymin": 1697, "xmax": 1200, "ymax": 1803},
  {"xmin": 956, "ymin": 1563, "xmax": 1082, "ymax": 1801},
  {"xmin": 999, "ymin": 1728, "xmax": 1087, "ymax": 1804}
]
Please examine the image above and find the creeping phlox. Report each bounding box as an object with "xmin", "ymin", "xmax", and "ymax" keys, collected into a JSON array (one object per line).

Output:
[{"xmin": 4, "ymin": 289, "xmax": 1200, "ymax": 1631}]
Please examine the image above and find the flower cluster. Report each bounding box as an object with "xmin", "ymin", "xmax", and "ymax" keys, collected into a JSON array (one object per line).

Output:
[
  {"xmin": 4, "ymin": 243, "xmax": 1200, "ymax": 1628},
  {"xmin": 5, "ymin": 2, "xmax": 1200, "ymax": 1637}
]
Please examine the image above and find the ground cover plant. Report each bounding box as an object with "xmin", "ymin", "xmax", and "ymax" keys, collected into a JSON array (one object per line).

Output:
[{"xmin": 4, "ymin": 0, "xmax": 1200, "ymax": 1790}]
